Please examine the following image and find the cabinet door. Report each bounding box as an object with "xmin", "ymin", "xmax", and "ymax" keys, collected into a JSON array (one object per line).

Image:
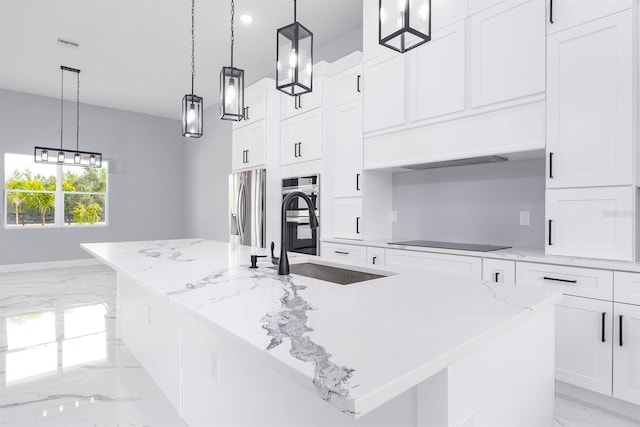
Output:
[
  {"xmin": 613, "ymin": 302, "xmax": 640, "ymax": 405},
  {"xmin": 232, "ymin": 120, "xmax": 266, "ymax": 171},
  {"xmin": 555, "ymin": 295, "xmax": 612, "ymax": 395},
  {"xmin": 333, "ymin": 102, "xmax": 363, "ymax": 198},
  {"xmin": 545, "ymin": 187, "xmax": 634, "ymax": 261},
  {"xmin": 363, "ymin": 53, "xmax": 405, "ymax": 133},
  {"xmin": 470, "ymin": 0, "xmax": 545, "ymax": 107},
  {"xmin": 233, "ymin": 82, "xmax": 268, "ymax": 130},
  {"xmin": 547, "ymin": 0, "xmax": 632, "ymax": 34},
  {"xmin": 280, "ymin": 77, "xmax": 323, "ymax": 119},
  {"xmin": 333, "ymin": 197, "xmax": 363, "ymax": 240},
  {"xmin": 280, "ymin": 109, "xmax": 322, "ymax": 165},
  {"xmin": 408, "ymin": 21, "xmax": 465, "ymax": 122},
  {"xmin": 333, "ymin": 65, "xmax": 363, "ymax": 107},
  {"xmin": 547, "ymin": 11, "xmax": 633, "ymax": 188}
]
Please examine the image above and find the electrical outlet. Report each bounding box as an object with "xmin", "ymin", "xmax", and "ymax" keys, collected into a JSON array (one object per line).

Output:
[
  {"xmin": 519, "ymin": 211, "xmax": 531, "ymax": 226},
  {"xmin": 391, "ymin": 211, "xmax": 398, "ymax": 223},
  {"xmin": 211, "ymin": 352, "xmax": 220, "ymax": 381}
]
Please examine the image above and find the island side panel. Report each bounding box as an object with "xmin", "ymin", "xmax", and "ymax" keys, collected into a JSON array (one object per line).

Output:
[
  {"xmin": 444, "ymin": 306, "xmax": 555, "ymax": 426},
  {"xmin": 117, "ymin": 272, "xmax": 182, "ymax": 414}
]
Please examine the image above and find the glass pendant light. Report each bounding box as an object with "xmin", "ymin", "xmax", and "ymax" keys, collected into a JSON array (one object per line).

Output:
[
  {"xmin": 379, "ymin": 0, "xmax": 431, "ymax": 53},
  {"xmin": 276, "ymin": 0, "xmax": 313, "ymax": 96},
  {"xmin": 182, "ymin": 0, "xmax": 203, "ymax": 137},
  {"xmin": 220, "ymin": 0, "xmax": 245, "ymax": 121},
  {"xmin": 35, "ymin": 66, "xmax": 102, "ymax": 168}
]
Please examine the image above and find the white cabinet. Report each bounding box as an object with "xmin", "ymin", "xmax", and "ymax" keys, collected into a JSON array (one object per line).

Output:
[
  {"xmin": 546, "ymin": 0, "xmax": 632, "ymax": 34},
  {"xmin": 333, "ymin": 101, "xmax": 363, "ymax": 198},
  {"xmin": 545, "ymin": 187, "xmax": 634, "ymax": 261},
  {"xmin": 546, "ymin": 11, "xmax": 633, "ymax": 188},
  {"xmin": 280, "ymin": 77, "xmax": 324, "ymax": 119},
  {"xmin": 614, "ymin": 272, "xmax": 640, "ymax": 306},
  {"xmin": 232, "ymin": 120, "xmax": 266, "ymax": 171},
  {"xmin": 320, "ymin": 241, "xmax": 367, "ymax": 264},
  {"xmin": 367, "ymin": 246, "xmax": 386, "ymax": 266},
  {"xmin": 386, "ymin": 249, "xmax": 482, "ymax": 279},
  {"xmin": 555, "ymin": 295, "xmax": 613, "ymax": 395},
  {"xmin": 333, "ymin": 198, "xmax": 363, "ymax": 241},
  {"xmin": 333, "ymin": 65, "xmax": 362, "ymax": 107},
  {"xmin": 470, "ymin": 0, "xmax": 545, "ymax": 108},
  {"xmin": 363, "ymin": 53, "xmax": 405, "ymax": 133},
  {"xmin": 233, "ymin": 79, "xmax": 269, "ymax": 130},
  {"xmin": 280, "ymin": 108, "xmax": 323, "ymax": 165},
  {"xmin": 408, "ymin": 21, "xmax": 465, "ymax": 122},
  {"xmin": 482, "ymin": 258, "xmax": 515, "ymax": 285},
  {"xmin": 613, "ymin": 302, "xmax": 640, "ymax": 405}
]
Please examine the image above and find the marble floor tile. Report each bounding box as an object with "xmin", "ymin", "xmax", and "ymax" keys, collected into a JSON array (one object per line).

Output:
[{"xmin": 554, "ymin": 395, "xmax": 640, "ymax": 427}]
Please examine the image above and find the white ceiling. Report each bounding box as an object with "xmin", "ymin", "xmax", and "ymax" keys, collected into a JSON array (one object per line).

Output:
[{"xmin": 0, "ymin": 0, "xmax": 362, "ymax": 119}]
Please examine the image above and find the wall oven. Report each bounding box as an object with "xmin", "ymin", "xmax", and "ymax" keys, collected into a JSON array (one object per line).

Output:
[{"xmin": 282, "ymin": 174, "xmax": 320, "ymax": 256}]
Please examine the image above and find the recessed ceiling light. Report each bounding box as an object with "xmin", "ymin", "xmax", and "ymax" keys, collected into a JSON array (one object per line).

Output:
[{"xmin": 240, "ymin": 14, "xmax": 253, "ymax": 24}]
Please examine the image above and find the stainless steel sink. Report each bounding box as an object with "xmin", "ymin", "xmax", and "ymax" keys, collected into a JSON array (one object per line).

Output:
[{"xmin": 269, "ymin": 262, "xmax": 387, "ymax": 285}]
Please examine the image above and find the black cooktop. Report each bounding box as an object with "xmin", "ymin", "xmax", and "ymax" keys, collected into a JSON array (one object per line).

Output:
[{"xmin": 388, "ymin": 240, "xmax": 511, "ymax": 252}]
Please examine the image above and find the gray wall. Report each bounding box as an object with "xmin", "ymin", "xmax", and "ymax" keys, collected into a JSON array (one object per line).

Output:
[
  {"xmin": 0, "ymin": 89, "xmax": 184, "ymax": 265},
  {"xmin": 392, "ymin": 158, "xmax": 546, "ymax": 249},
  {"xmin": 183, "ymin": 105, "xmax": 232, "ymax": 241}
]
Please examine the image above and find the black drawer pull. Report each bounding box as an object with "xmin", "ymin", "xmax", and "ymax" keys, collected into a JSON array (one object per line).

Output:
[
  {"xmin": 356, "ymin": 173, "xmax": 361, "ymax": 191},
  {"xmin": 550, "ymin": 0, "xmax": 554, "ymax": 24},
  {"xmin": 335, "ymin": 251, "xmax": 349, "ymax": 255},
  {"xmin": 494, "ymin": 272, "xmax": 500, "ymax": 282},
  {"xmin": 356, "ymin": 217, "xmax": 361, "ymax": 234},
  {"xmin": 548, "ymin": 219, "xmax": 553, "ymax": 246},
  {"xmin": 357, "ymin": 74, "xmax": 361, "ymax": 93},
  {"xmin": 372, "ymin": 256, "xmax": 377, "ymax": 265},
  {"xmin": 549, "ymin": 152, "xmax": 554, "ymax": 178},
  {"xmin": 601, "ymin": 312, "xmax": 606, "ymax": 343},
  {"xmin": 543, "ymin": 276, "xmax": 577, "ymax": 284},
  {"xmin": 619, "ymin": 315, "xmax": 624, "ymax": 347}
]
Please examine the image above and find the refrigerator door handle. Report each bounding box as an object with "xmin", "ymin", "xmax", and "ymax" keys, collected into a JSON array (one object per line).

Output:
[
  {"xmin": 237, "ymin": 181, "xmax": 245, "ymax": 243},
  {"xmin": 240, "ymin": 181, "xmax": 248, "ymax": 243}
]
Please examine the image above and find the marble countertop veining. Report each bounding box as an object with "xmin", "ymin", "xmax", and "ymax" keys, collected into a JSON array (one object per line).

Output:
[
  {"xmin": 82, "ymin": 238, "xmax": 561, "ymax": 418},
  {"xmin": 322, "ymin": 237, "xmax": 640, "ymax": 273}
]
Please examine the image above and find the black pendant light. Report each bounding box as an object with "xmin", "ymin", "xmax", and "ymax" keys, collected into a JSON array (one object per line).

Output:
[
  {"xmin": 379, "ymin": 0, "xmax": 431, "ymax": 53},
  {"xmin": 220, "ymin": 0, "xmax": 245, "ymax": 121},
  {"xmin": 35, "ymin": 66, "xmax": 102, "ymax": 168},
  {"xmin": 276, "ymin": 0, "xmax": 313, "ymax": 96},
  {"xmin": 182, "ymin": 0, "xmax": 203, "ymax": 137}
]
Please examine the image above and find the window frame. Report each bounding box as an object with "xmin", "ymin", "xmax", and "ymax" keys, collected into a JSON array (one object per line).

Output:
[{"xmin": 3, "ymin": 153, "xmax": 109, "ymax": 229}]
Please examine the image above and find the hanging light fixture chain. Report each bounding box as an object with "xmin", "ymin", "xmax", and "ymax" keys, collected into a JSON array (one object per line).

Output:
[
  {"xmin": 191, "ymin": 0, "xmax": 195, "ymax": 94},
  {"xmin": 60, "ymin": 68, "xmax": 64, "ymax": 150},
  {"xmin": 76, "ymin": 71, "xmax": 80, "ymax": 152},
  {"xmin": 230, "ymin": 0, "xmax": 235, "ymax": 67}
]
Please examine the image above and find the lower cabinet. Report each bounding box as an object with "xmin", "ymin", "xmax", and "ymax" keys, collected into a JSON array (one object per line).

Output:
[
  {"xmin": 320, "ymin": 242, "xmax": 367, "ymax": 264},
  {"xmin": 386, "ymin": 249, "xmax": 482, "ymax": 279},
  {"xmin": 482, "ymin": 259, "xmax": 515, "ymax": 285},
  {"xmin": 367, "ymin": 246, "xmax": 386, "ymax": 266},
  {"xmin": 613, "ymin": 302, "xmax": 640, "ymax": 404},
  {"xmin": 333, "ymin": 198, "xmax": 363, "ymax": 240}
]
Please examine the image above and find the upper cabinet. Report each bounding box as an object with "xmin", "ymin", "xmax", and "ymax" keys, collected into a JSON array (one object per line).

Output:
[
  {"xmin": 470, "ymin": 0, "xmax": 545, "ymax": 108},
  {"xmin": 280, "ymin": 76, "xmax": 324, "ymax": 120},
  {"xmin": 363, "ymin": 53, "xmax": 405, "ymax": 133},
  {"xmin": 546, "ymin": 0, "xmax": 632, "ymax": 34},
  {"xmin": 233, "ymin": 79, "xmax": 270, "ymax": 130},
  {"xmin": 333, "ymin": 64, "xmax": 363, "ymax": 107},
  {"xmin": 232, "ymin": 121, "xmax": 266, "ymax": 171},
  {"xmin": 546, "ymin": 10, "xmax": 633, "ymax": 188},
  {"xmin": 280, "ymin": 108, "xmax": 323, "ymax": 166}
]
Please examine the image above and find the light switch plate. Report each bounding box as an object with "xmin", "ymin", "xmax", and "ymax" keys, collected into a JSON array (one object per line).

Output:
[
  {"xmin": 519, "ymin": 211, "xmax": 530, "ymax": 226},
  {"xmin": 391, "ymin": 211, "xmax": 398, "ymax": 223}
]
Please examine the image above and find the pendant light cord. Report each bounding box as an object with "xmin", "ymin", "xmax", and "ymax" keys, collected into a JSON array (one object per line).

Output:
[
  {"xmin": 76, "ymin": 71, "xmax": 80, "ymax": 152},
  {"xmin": 191, "ymin": 0, "xmax": 195, "ymax": 95},
  {"xmin": 60, "ymin": 68, "xmax": 64, "ymax": 151},
  {"xmin": 294, "ymin": 0, "xmax": 297, "ymax": 22},
  {"xmin": 230, "ymin": 0, "xmax": 235, "ymax": 68}
]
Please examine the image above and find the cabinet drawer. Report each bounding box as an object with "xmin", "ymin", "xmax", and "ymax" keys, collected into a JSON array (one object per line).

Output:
[
  {"xmin": 482, "ymin": 258, "xmax": 515, "ymax": 285},
  {"xmin": 320, "ymin": 242, "xmax": 367, "ymax": 264},
  {"xmin": 367, "ymin": 247, "xmax": 386, "ymax": 266},
  {"xmin": 516, "ymin": 262, "xmax": 613, "ymax": 300},
  {"xmin": 614, "ymin": 272, "xmax": 640, "ymax": 306},
  {"xmin": 386, "ymin": 249, "xmax": 482, "ymax": 279}
]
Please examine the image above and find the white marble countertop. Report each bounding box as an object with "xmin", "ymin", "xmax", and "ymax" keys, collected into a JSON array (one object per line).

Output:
[
  {"xmin": 322, "ymin": 237, "xmax": 640, "ymax": 273},
  {"xmin": 82, "ymin": 238, "xmax": 561, "ymax": 418}
]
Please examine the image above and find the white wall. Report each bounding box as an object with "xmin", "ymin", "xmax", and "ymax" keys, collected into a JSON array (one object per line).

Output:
[
  {"xmin": 0, "ymin": 89, "xmax": 184, "ymax": 265},
  {"xmin": 182, "ymin": 105, "xmax": 232, "ymax": 241},
  {"xmin": 392, "ymin": 158, "xmax": 546, "ymax": 248}
]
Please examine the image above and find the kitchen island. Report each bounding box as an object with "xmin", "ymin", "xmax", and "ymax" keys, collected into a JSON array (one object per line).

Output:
[{"xmin": 82, "ymin": 238, "xmax": 562, "ymax": 426}]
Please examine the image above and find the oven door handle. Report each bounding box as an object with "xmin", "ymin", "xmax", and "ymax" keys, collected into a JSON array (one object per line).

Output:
[{"xmin": 282, "ymin": 186, "xmax": 319, "ymax": 195}]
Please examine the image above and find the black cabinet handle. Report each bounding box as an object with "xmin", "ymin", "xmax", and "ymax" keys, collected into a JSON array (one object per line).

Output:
[
  {"xmin": 335, "ymin": 250, "xmax": 349, "ymax": 255},
  {"xmin": 298, "ymin": 142, "xmax": 302, "ymax": 157},
  {"xmin": 356, "ymin": 217, "xmax": 361, "ymax": 234},
  {"xmin": 494, "ymin": 272, "xmax": 500, "ymax": 282},
  {"xmin": 543, "ymin": 276, "xmax": 577, "ymax": 284},
  {"xmin": 299, "ymin": 95, "xmax": 302, "ymax": 109},
  {"xmin": 372, "ymin": 256, "xmax": 377, "ymax": 265},
  {"xmin": 357, "ymin": 74, "xmax": 362, "ymax": 93},
  {"xmin": 244, "ymin": 106, "xmax": 250, "ymax": 120},
  {"xmin": 549, "ymin": 152, "xmax": 554, "ymax": 178},
  {"xmin": 601, "ymin": 312, "xmax": 606, "ymax": 343},
  {"xmin": 245, "ymin": 150, "xmax": 249, "ymax": 164},
  {"xmin": 294, "ymin": 142, "xmax": 301, "ymax": 158},
  {"xmin": 619, "ymin": 315, "xmax": 624, "ymax": 347},
  {"xmin": 356, "ymin": 173, "xmax": 361, "ymax": 191},
  {"xmin": 294, "ymin": 95, "xmax": 299, "ymax": 110},
  {"xmin": 548, "ymin": 219, "xmax": 553, "ymax": 246},
  {"xmin": 550, "ymin": 0, "xmax": 554, "ymax": 24}
]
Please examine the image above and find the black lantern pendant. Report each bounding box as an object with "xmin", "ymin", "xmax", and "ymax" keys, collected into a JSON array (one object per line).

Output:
[
  {"xmin": 379, "ymin": 0, "xmax": 431, "ymax": 53},
  {"xmin": 276, "ymin": 0, "xmax": 313, "ymax": 96},
  {"xmin": 220, "ymin": 0, "xmax": 245, "ymax": 121},
  {"xmin": 182, "ymin": 0, "xmax": 203, "ymax": 137}
]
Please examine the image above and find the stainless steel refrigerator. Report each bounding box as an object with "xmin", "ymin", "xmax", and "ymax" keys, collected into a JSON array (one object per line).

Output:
[{"xmin": 229, "ymin": 169, "xmax": 266, "ymax": 248}]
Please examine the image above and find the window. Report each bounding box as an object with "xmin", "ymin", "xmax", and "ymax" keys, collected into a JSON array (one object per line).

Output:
[{"xmin": 4, "ymin": 153, "xmax": 108, "ymax": 228}]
